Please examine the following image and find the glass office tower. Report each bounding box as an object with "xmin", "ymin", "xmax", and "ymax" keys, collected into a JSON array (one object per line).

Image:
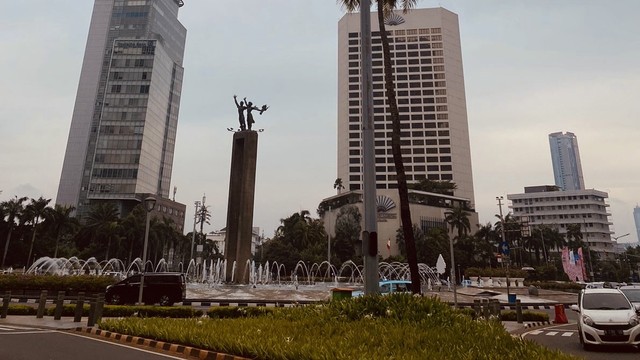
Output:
[
  {"xmin": 56, "ymin": 0, "xmax": 186, "ymax": 221},
  {"xmin": 549, "ymin": 131, "xmax": 585, "ymax": 191}
]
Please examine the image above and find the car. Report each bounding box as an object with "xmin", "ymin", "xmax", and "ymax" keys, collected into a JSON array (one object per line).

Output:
[
  {"xmin": 105, "ymin": 272, "xmax": 186, "ymax": 306},
  {"xmin": 620, "ymin": 285, "xmax": 640, "ymax": 307},
  {"xmin": 570, "ymin": 288, "xmax": 640, "ymax": 350},
  {"xmin": 351, "ymin": 280, "xmax": 413, "ymax": 297}
]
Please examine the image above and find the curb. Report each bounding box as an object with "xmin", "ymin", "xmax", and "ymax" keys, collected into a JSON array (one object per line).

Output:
[
  {"xmin": 76, "ymin": 327, "xmax": 250, "ymax": 360},
  {"xmin": 523, "ymin": 321, "xmax": 551, "ymax": 329}
]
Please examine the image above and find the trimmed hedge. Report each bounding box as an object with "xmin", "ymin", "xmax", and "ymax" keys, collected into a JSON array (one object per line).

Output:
[
  {"xmin": 0, "ymin": 274, "xmax": 117, "ymax": 294},
  {"xmin": 526, "ymin": 281, "xmax": 582, "ymax": 293},
  {"xmin": 41, "ymin": 304, "xmax": 203, "ymax": 318},
  {"xmin": 207, "ymin": 306, "xmax": 275, "ymax": 319}
]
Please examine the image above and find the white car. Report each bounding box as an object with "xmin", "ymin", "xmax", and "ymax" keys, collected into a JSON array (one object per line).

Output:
[
  {"xmin": 620, "ymin": 285, "xmax": 640, "ymax": 307},
  {"xmin": 570, "ymin": 288, "xmax": 640, "ymax": 350}
]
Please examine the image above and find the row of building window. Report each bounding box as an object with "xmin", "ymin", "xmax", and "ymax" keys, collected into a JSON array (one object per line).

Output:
[
  {"xmin": 99, "ymin": 125, "xmax": 144, "ymax": 135},
  {"xmin": 102, "ymin": 110, "xmax": 146, "ymax": 121},
  {"xmin": 348, "ymin": 28, "xmax": 441, "ymax": 39},
  {"xmin": 103, "ymin": 97, "xmax": 148, "ymax": 107},
  {"xmin": 110, "ymin": 84, "xmax": 150, "ymax": 94},
  {"xmin": 349, "ymin": 164, "xmax": 452, "ymax": 173},
  {"xmin": 110, "ymin": 58, "xmax": 153, "ymax": 68},
  {"xmin": 92, "ymin": 168, "xmax": 138, "ymax": 179},
  {"xmin": 348, "ymin": 118, "xmax": 449, "ymax": 127},
  {"xmin": 94, "ymin": 153, "xmax": 140, "ymax": 165},
  {"xmin": 348, "ymin": 130, "xmax": 450, "ymax": 139},
  {"xmin": 88, "ymin": 183, "xmax": 136, "ymax": 194},
  {"xmin": 349, "ymin": 96, "xmax": 447, "ymax": 106},
  {"xmin": 110, "ymin": 71, "xmax": 150, "ymax": 81},
  {"xmin": 512, "ymin": 195, "xmax": 604, "ymax": 204},
  {"xmin": 97, "ymin": 138, "xmax": 143, "ymax": 150},
  {"xmin": 348, "ymin": 104, "xmax": 448, "ymax": 113},
  {"xmin": 349, "ymin": 155, "xmax": 451, "ymax": 164}
]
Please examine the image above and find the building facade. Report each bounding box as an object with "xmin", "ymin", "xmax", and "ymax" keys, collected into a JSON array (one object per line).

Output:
[
  {"xmin": 508, "ymin": 186, "xmax": 615, "ymax": 259},
  {"xmin": 328, "ymin": 8, "xmax": 477, "ymax": 258},
  {"xmin": 56, "ymin": 0, "xmax": 186, "ymax": 227},
  {"xmin": 549, "ymin": 131, "xmax": 585, "ymax": 191},
  {"xmin": 337, "ymin": 8, "xmax": 475, "ymax": 204}
]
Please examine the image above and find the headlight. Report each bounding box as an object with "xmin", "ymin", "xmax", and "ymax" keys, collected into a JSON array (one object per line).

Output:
[
  {"xmin": 582, "ymin": 315, "xmax": 594, "ymax": 326},
  {"xmin": 630, "ymin": 315, "xmax": 639, "ymax": 327}
]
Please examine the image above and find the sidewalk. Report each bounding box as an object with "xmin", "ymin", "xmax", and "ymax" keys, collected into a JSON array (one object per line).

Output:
[{"xmin": 0, "ymin": 315, "xmax": 89, "ymax": 330}]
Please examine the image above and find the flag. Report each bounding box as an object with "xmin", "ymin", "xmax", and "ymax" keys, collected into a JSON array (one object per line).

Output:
[{"xmin": 387, "ymin": 239, "xmax": 391, "ymax": 250}]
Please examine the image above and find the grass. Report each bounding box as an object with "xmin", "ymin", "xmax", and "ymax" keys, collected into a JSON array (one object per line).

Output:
[{"xmin": 99, "ymin": 294, "xmax": 578, "ymax": 360}]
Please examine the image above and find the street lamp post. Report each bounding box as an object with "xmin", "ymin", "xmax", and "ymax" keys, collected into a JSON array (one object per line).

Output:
[
  {"xmin": 496, "ymin": 196, "xmax": 511, "ymax": 299},
  {"xmin": 138, "ymin": 196, "xmax": 156, "ymax": 305},
  {"xmin": 190, "ymin": 200, "xmax": 200, "ymax": 261}
]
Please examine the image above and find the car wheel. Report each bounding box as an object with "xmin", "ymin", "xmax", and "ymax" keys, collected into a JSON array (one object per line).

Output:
[
  {"xmin": 108, "ymin": 294, "xmax": 122, "ymax": 305},
  {"xmin": 158, "ymin": 295, "xmax": 173, "ymax": 306}
]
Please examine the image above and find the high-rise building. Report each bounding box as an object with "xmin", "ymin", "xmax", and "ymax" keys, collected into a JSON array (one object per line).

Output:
[
  {"xmin": 549, "ymin": 131, "xmax": 585, "ymax": 191},
  {"xmin": 324, "ymin": 8, "xmax": 478, "ymax": 257},
  {"xmin": 56, "ymin": 0, "xmax": 187, "ymax": 228},
  {"xmin": 634, "ymin": 206, "xmax": 640, "ymax": 243},
  {"xmin": 337, "ymin": 7, "xmax": 475, "ymax": 204}
]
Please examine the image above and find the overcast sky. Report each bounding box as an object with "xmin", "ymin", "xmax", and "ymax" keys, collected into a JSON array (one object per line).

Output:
[{"xmin": 1, "ymin": 1, "xmax": 639, "ymax": 243}]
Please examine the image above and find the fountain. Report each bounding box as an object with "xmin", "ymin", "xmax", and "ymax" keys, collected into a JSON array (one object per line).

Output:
[{"xmin": 23, "ymin": 256, "xmax": 445, "ymax": 301}]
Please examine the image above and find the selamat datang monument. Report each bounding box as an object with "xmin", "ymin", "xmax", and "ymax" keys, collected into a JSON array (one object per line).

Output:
[{"xmin": 224, "ymin": 95, "xmax": 268, "ymax": 283}]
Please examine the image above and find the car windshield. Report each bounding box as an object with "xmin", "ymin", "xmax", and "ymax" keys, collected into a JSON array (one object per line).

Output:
[
  {"xmin": 583, "ymin": 293, "xmax": 631, "ymax": 310},
  {"xmin": 620, "ymin": 289, "xmax": 640, "ymax": 302}
]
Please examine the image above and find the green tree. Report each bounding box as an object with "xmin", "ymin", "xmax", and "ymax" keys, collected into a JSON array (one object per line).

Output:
[
  {"xmin": 83, "ymin": 202, "xmax": 121, "ymax": 260},
  {"xmin": 409, "ymin": 179, "xmax": 457, "ymax": 196},
  {"xmin": 333, "ymin": 206, "xmax": 361, "ymax": 264},
  {"xmin": 444, "ymin": 205, "xmax": 471, "ymax": 241},
  {"xmin": 340, "ymin": 0, "xmax": 420, "ymax": 294},
  {"xmin": 1, "ymin": 196, "xmax": 28, "ymax": 268},
  {"xmin": 43, "ymin": 204, "xmax": 77, "ymax": 258},
  {"xmin": 565, "ymin": 223, "xmax": 583, "ymax": 251},
  {"xmin": 24, "ymin": 196, "xmax": 51, "ymax": 266}
]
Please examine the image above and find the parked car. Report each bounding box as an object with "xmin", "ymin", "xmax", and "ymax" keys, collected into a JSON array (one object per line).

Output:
[
  {"xmin": 620, "ymin": 285, "xmax": 640, "ymax": 307},
  {"xmin": 105, "ymin": 272, "xmax": 186, "ymax": 306},
  {"xmin": 570, "ymin": 288, "xmax": 640, "ymax": 350}
]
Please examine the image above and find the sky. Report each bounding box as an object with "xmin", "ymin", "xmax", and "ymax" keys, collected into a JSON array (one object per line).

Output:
[{"xmin": 1, "ymin": 1, "xmax": 639, "ymax": 243}]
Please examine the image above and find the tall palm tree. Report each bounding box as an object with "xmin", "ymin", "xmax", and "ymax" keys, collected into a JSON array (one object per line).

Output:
[
  {"xmin": 1, "ymin": 196, "xmax": 28, "ymax": 268},
  {"xmin": 339, "ymin": 0, "xmax": 420, "ymax": 294},
  {"xmin": 85, "ymin": 202, "xmax": 120, "ymax": 260},
  {"xmin": 444, "ymin": 205, "xmax": 471, "ymax": 241},
  {"xmin": 24, "ymin": 196, "xmax": 51, "ymax": 266},
  {"xmin": 43, "ymin": 204, "xmax": 76, "ymax": 258}
]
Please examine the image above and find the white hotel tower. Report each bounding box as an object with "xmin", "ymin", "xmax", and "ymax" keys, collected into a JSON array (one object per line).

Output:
[{"xmin": 337, "ymin": 8, "xmax": 475, "ymax": 204}]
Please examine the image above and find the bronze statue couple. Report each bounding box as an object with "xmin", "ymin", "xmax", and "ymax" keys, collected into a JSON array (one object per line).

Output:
[{"xmin": 234, "ymin": 95, "xmax": 269, "ymax": 131}]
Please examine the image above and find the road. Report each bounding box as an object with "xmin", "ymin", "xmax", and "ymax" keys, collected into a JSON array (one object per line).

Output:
[
  {"xmin": 522, "ymin": 323, "xmax": 640, "ymax": 359},
  {"xmin": 0, "ymin": 325, "xmax": 185, "ymax": 360}
]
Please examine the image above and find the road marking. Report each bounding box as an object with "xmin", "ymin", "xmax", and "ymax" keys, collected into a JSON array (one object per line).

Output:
[
  {"xmin": 528, "ymin": 330, "xmax": 543, "ymax": 335},
  {"xmin": 561, "ymin": 332, "xmax": 573, "ymax": 337},
  {"xmin": 546, "ymin": 331, "xmax": 558, "ymax": 336},
  {"xmin": 0, "ymin": 325, "xmax": 40, "ymax": 330}
]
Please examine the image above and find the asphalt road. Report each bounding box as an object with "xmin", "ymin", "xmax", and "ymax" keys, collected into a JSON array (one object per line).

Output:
[
  {"xmin": 0, "ymin": 325, "xmax": 185, "ymax": 360},
  {"xmin": 522, "ymin": 322, "xmax": 640, "ymax": 359}
]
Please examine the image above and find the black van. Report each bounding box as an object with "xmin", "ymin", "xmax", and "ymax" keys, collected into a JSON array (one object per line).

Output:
[{"xmin": 105, "ymin": 272, "xmax": 186, "ymax": 306}]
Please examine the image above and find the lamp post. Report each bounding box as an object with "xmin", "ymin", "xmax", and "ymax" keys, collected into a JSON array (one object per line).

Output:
[
  {"xmin": 138, "ymin": 196, "xmax": 156, "ymax": 305},
  {"xmin": 583, "ymin": 219, "xmax": 594, "ymax": 280},
  {"xmin": 190, "ymin": 200, "xmax": 200, "ymax": 261},
  {"xmin": 497, "ymin": 196, "xmax": 510, "ymax": 299}
]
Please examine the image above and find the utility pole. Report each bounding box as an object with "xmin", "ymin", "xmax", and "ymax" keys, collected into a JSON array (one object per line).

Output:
[
  {"xmin": 583, "ymin": 218, "xmax": 594, "ymax": 280},
  {"xmin": 497, "ymin": 196, "xmax": 510, "ymax": 299},
  {"xmin": 190, "ymin": 200, "xmax": 200, "ymax": 261},
  {"xmin": 360, "ymin": 0, "xmax": 379, "ymax": 295}
]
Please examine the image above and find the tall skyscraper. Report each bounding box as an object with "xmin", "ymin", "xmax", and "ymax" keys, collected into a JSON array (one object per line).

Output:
[
  {"xmin": 549, "ymin": 131, "xmax": 585, "ymax": 191},
  {"xmin": 56, "ymin": 0, "xmax": 187, "ymax": 221},
  {"xmin": 337, "ymin": 8, "xmax": 475, "ymax": 204},
  {"xmin": 634, "ymin": 206, "xmax": 640, "ymax": 243}
]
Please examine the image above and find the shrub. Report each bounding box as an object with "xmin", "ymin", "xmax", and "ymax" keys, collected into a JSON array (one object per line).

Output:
[
  {"xmin": 0, "ymin": 274, "xmax": 117, "ymax": 294},
  {"xmin": 206, "ymin": 306, "xmax": 274, "ymax": 319},
  {"xmin": 500, "ymin": 310, "xmax": 549, "ymax": 322},
  {"xmin": 526, "ymin": 281, "xmax": 582, "ymax": 293},
  {"xmin": 8, "ymin": 304, "xmax": 37, "ymax": 316}
]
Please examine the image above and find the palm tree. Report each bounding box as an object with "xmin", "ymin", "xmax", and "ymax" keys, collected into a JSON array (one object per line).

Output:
[
  {"xmin": 444, "ymin": 205, "xmax": 471, "ymax": 241},
  {"xmin": 340, "ymin": 0, "xmax": 420, "ymax": 294},
  {"xmin": 85, "ymin": 202, "xmax": 120, "ymax": 260},
  {"xmin": 565, "ymin": 223, "xmax": 583, "ymax": 251},
  {"xmin": 24, "ymin": 196, "xmax": 51, "ymax": 266},
  {"xmin": 333, "ymin": 178, "xmax": 345, "ymax": 193},
  {"xmin": 43, "ymin": 204, "xmax": 76, "ymax": 258},
  {"xmin": 1, "ymin": 196, "xmax": 28, "ymax": 268}
]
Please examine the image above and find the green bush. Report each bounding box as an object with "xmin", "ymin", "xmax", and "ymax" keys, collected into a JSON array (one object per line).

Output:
[
  {"xmin": 100, "ymin": 294, "xmax": 575, "ymax": 360},
  {"xmin": 526, "ymin": 281, "xmax": 582, "ymax": 293},
  {"xmin": 7, "ymin": 304, "xmax": 37, "ymax": 316},
  {"xmin": 0, "ymin": 274, "xmax": 117, "ymax": 294},
  {"xmin": 500, "ymin": 310, "xmax": 549, "ymax": 322},
  {"xmin": 206, "ymin": 306, "xmax": 275, "ymax": 319},
  {"xmin": 465, "ymin": 267, "xmax": 528, "ymax": 278},
  {"xmin": 101, "ymin": 305, "xmax": 202, "ymax": 318}
]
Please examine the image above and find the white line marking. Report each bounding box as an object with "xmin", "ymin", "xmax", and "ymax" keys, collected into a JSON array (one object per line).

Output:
[
  {"xmin": 562, "ymin": 332, "xmax": 573, "ymax": 337},
  {"xmin": 0, "ymin": 330, "xmax": 55, "ymax": 335},
  {"xmin": 546, "ymin": 331, "xmax": 558, "ymax": 336},
  {"xmin": 528, "ymin": 330, "xmax": 543, "ymax": 335}
]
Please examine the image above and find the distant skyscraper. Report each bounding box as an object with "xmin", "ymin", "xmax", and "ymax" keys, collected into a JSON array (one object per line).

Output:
[
  {"xmin": 549, "ymin": 131, "xmax": 585, "ymax": 191},
  {"xmin": 56, "ymin": 0, "xmax": 187, "ymax": 222},
  {"xmin": 337, "ymin": 8, "xmax": 475, "ymax": 204},
  {"xmin": 634, "ymin": 206, "xmax": 640, "ymax": 242}
]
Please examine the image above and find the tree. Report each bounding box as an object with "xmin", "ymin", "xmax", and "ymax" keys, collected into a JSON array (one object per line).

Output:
[
  {"xmin": 84, "ymin": 202, "xmax": 120, "ymax": 261},
  {"xmin": 333, "ymin": 178, "xmax": 345, "ymax": 193},
  {"xmin": 24, "ymin": 196, "xmax": 51, "ymax": 266},
  {"xmin": 43, "ymin": 204, "xmax": 77, "ymax": 258},
  {"xmin": 1, "ymin": 196, "xmax": 28, "ymax": 268},
  {"xmin": 333, "ymin": 206, "xmax": 362, "ymax": 263},
  {"xmin": 339, "ymin": 0, "xmax": 420, "ymax": 294},
  {"xmin": 565, "ymin": 223, "xmax": 583, "ymax": 251},
  {"xmin": 444, "ymin": 205, "xmax": 471, "ymax": 241},
  {"xmin": 409, "ymin": 179, "xmax": 457, "ymax": 196}
]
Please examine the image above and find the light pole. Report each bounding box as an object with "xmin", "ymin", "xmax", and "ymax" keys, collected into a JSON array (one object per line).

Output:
[
  {"xmin": 448, "ymin": 225, "xmax": 458, "ymax": 307},
  {"xmin": 583, "ymin": 219, "xmax": 594, "ymax": 280},
  {"xmin": 497, "ymin": 196, "xmax": 511, "ymax": 299},
  {"xmin": 190, "ymin": 200, "xmax": 200, "ymax": 261},
  {"xmin": 612, "ymin": 233, "xmax": 630, "ymax": 242},
  {"xmin": 138, "ymin": 196, "xmax": 156, "ymax": 305}
]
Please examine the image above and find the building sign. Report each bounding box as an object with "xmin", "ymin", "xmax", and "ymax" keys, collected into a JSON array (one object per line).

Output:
[{"xmin": 376, "ymin": 195, "xmax": 397, "ymax": 222}]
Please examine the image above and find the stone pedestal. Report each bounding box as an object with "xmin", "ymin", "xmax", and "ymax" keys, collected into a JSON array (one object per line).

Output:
[{"xmin": 224, "ymin": 131, "xmax": 258, "ymax": 283}]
